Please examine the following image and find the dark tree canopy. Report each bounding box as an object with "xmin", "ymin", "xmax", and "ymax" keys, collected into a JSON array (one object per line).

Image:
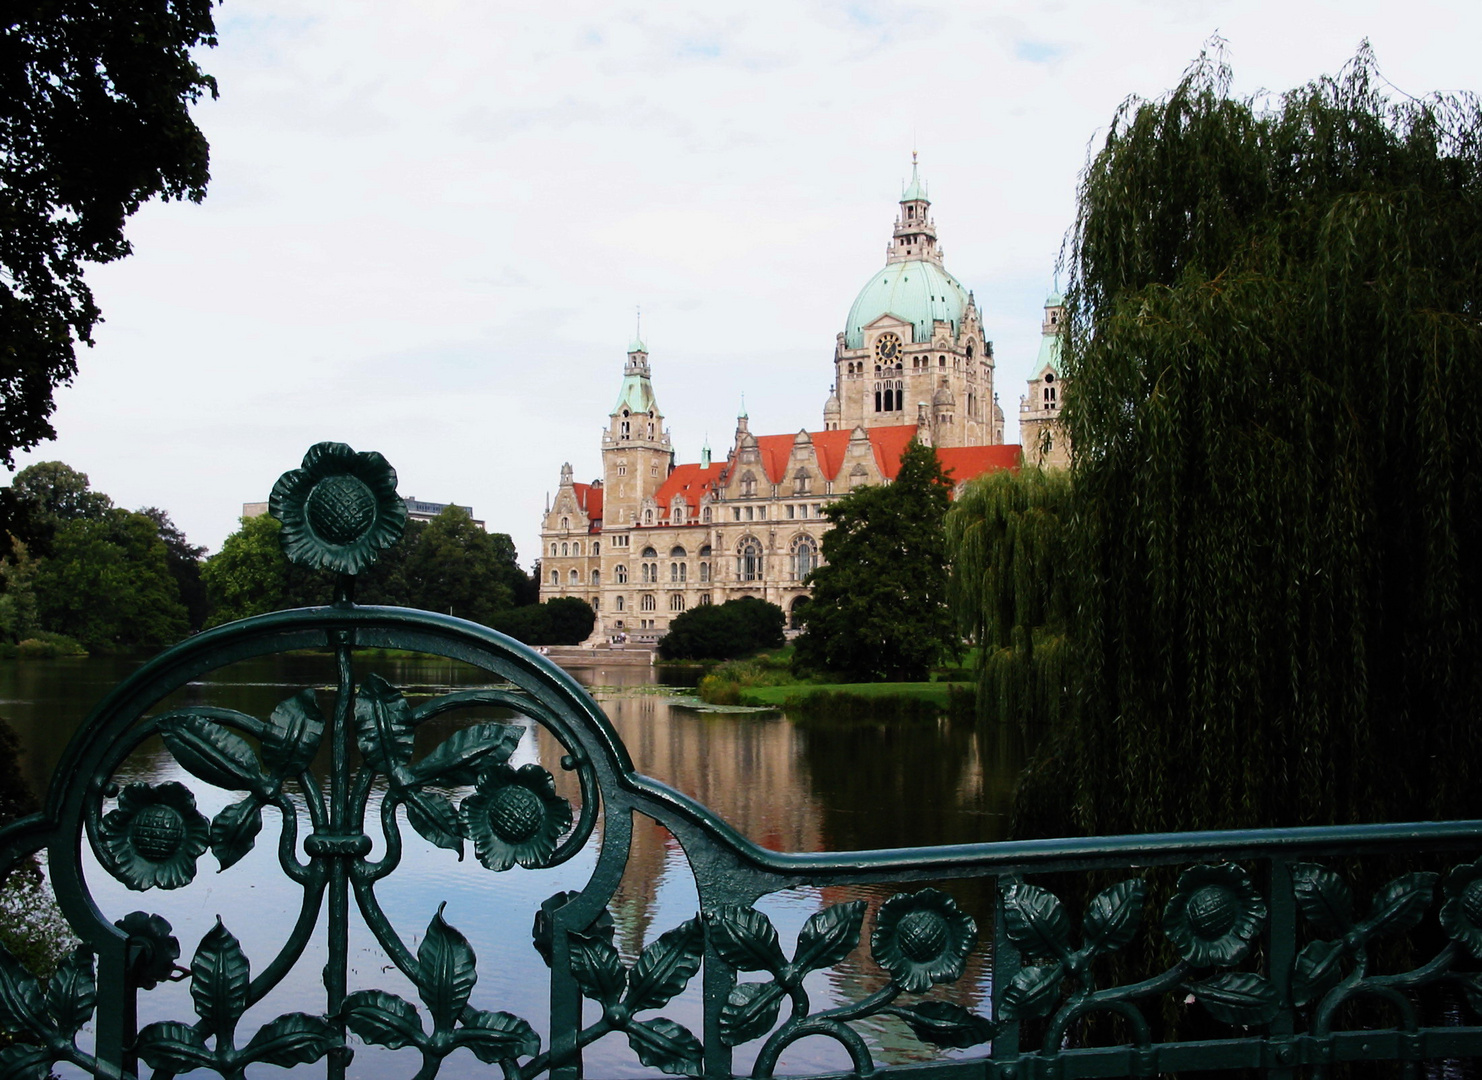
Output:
[
  {"xmin": 657, "ymin": 597, "xmax": 785, "ymax": 661},
  {"xmin": 32, "ymin": 509, "xmax": 188, "ymax": 648},
  {"xmin": 794, "ymin": 440, "xmax": 955, "ymax": 681},
  {"xmin": 202, "ymin": 509, "xmax": 531, "ymax": 630},
  {"xmin": 1033, "ymin": 47, "xmax": 1482, "ymax": 837},
  {"xmin": 492, "ymin": 597, "xmax": 597, "ymax": 647},
  {"xmin": 1, "ymin": 1, "xmax": 218, "ymax": 464}
]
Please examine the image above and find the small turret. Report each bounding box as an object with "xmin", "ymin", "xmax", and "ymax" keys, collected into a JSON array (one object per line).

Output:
[{"xmin": 823, "ymin": 384, "xmax": 841, "ymax": 431}]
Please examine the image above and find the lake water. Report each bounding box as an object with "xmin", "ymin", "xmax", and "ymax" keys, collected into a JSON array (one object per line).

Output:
[{"xmin": 0, "ymin": 653, "xmax": 1025, "ymax": 1078}]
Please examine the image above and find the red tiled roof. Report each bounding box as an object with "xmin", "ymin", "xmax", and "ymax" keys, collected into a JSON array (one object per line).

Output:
[
  {"xmin": 634, "ymin": 428, "xmax": 1018, "ymax": 522},
  {"xmin": 655, "ymin": 462, "xmax": 726, "ymax": 510},
  {"xmin": 935, "ymin": 443, "xmax": 1022, "ymax": 486},
  {"xmin": 865, "ymin": 426, "xmax": 918, "ymax": 480},
  {"xmin": 573, "ymin": 483, "xmax": 602, "ymax": 527}
]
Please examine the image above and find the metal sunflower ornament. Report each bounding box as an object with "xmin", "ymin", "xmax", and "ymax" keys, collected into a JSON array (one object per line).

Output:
[{"xmin": 269, "ymin": 441, "xmax": 406, "ymax": 576}]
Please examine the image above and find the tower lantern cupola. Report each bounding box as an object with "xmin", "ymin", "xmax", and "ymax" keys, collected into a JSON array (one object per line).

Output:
[{"xmin": 889, "ymin": 153, "xmax": 941, "ymax": 265}]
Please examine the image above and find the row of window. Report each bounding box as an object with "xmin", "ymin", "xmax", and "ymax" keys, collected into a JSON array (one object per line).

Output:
[
  {"xmin": 546, "ymin": 537, "xmax": 820, "ymax": 586},
  {"xmin": 843, "ymin": 354, "xmax": 970, "ymax": 376},
  {"xmin": 550, "ymin": 539, "xmax": 600, "ymax": 557}
]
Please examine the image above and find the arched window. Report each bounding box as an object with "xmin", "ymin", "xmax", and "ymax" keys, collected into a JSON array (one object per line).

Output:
[
  {"xmin": 591, "ymin": 570, "xmax": 601, "ymax": 585},
  {"xmin": 640, "ymin": 594, "xmax": 656, "ymax": 612},
  {"xmin": 616, "ymin": 565, "xmax": 628, "ymax": 584},
  {"xmin": 569, "ymin": 569, "xmax": 579, "ymax": 584},
  {"xmin": 672, "ymin": 503, "xmax": 685, "ymax": 524},
  {"xmin": 670, "ymin": 593, "xmax": 686, "ymax": 612},
  {"xmin": 592, "ymin": 541, "xmax": 599, "ymax": 555},
  {"xmin": 621, "ymin": 420, "xmax": 630, "ymax": 437},
  {"xmin": 671, "ymin": 562, "xmax": 687, "ymax": 582},
  {"xmin": 699, "ymin": 594, "xmax": 713, "ymax": 606},
  {"xmin": 793, "ymin": 468, "xmax": 811, "ymax": 495},
  {"xmin": 642, "ymin": 547, "xmax": 658, "ymax": 557},
  {"xmin": 641, "ymin": 563, "xmax": 652, "ymax": 584},
  {"xmin": 740, "ymin": 471, "xmax": 757, "ymax": 497},
  {"xmin": 615, "ymin": 595, "xmax": 625, "ymax": 612},
  {"xmin": 699, "ymin": 562, "xmax": 710, "ymax": 582},
  {"xmin": 644, "ymin": 508, "xmax": 654, "ymax": 525},
  {"xmin": 560, "ymin": 516, "xmax": 569, "ymax": 530},
  {"xmin": 549, "ymin": 543, "xmax": 557, "ymax": 557},
  {"xmin": 702, "ymin": 506, "xmax": 711, "ymax": 523},
  {"xmin": 670, "ymin": 546, "xmax": 687, "ymax": 558},
  {"xmin": 561, "ymin": 543, "xmax": 568, "ymax": 556},
  {"xmin": 737, "ymin": 538, "xmax": 762, "ymax": 581},
  {"xmin": 792, "ymin": 535, "xmax": 818, "ymax": 580},
  {"xmin": 549, "ymin": 569, "xmax": 559, "ymax": 585},
  {"xmin": 789, "ymin": 595, "xmax": 810, "ymax": 630}
]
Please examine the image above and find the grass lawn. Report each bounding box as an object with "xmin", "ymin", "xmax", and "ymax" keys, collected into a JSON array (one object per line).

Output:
[{"xmin": 740, "ymin": 681, "xmax": 971, "ymax": 708}]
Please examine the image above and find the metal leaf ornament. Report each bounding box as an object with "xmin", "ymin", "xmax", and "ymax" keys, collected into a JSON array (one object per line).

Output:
[{"xmin": 270, "ymin": 442, "xmax": 406, "ymax": 575}]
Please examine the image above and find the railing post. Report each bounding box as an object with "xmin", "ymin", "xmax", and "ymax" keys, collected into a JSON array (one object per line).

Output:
[
  {"xmin": 1267, "ymin": 857, "xmax": 1296, "ymax": 1079},
  {"xmin": 992, "ymin": 875, "xmax": 1021, "ymax": 1075}
]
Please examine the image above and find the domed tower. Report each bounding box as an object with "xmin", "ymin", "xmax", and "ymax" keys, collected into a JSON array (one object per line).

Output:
[{"xmin": 829, "ymin": 154, "xmax": 996, "ymax": 448}]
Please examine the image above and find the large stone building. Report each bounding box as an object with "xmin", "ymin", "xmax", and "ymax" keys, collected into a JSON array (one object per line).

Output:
[{"xmin": 539, "ymin": 159, "xmax": 1035, "ymax": 643}]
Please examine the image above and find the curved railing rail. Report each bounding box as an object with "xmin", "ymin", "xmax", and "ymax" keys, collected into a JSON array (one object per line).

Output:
[{"xmin": 1, "ymin": 443, "xmax": 1479, "ymax": 1079}]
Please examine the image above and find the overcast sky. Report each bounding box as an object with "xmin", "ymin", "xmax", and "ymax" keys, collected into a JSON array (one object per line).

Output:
[{"xmin": 9, "ymin": 0, "xmax": 1478, "ymax": 566}]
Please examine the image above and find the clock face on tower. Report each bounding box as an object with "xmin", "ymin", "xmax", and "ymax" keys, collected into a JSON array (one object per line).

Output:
[{"xmin": 874, "ymin": 332, "xmax": 902, "ymax": 363}]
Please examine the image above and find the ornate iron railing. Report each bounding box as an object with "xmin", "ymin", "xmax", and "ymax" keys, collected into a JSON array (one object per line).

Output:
[{"xmin": 2, "ymin": 442, "xmax": 1480, "ymax": 1079}]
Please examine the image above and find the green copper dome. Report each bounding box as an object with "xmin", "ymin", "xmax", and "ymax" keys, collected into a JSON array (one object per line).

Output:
[{"xmin": 844, "ymin": 259, "xmax": 969, "ymax": 348}]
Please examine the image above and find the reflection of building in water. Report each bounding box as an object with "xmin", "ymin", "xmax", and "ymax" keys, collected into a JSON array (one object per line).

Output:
[{"xmin": 592, "ymin": 693, "xmax": 827, "ymax": 957}]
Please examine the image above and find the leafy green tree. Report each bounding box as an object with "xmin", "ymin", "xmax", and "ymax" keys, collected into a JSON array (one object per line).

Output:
[
  {"xmin": 398, "ymin": 508, "xmax": 517, "ymax": 626},
  {"xmin": 0, "ymin": 540, "xmax": 40, "ymax": 643},
  {"xmin": 657, "ymin": 597, "xmax": 785, "ymax": 661},
  {"xmin": 32, "ymin": 510, "xmax": 187, "ymax": 648},
  {"xmin": 1, "ymin": 1, "xmax": 218, "ymax": 465},
  {"xmin": 946, "ymin": 467, "xmax": 1071, "ymax": 732},
  {"xmin": 1031, "ymin": 48, "xmax": 1482, "ymax": 837},
  {"xmin": 492, "ymin": 598, "xmax": 597, "ymax": 647},
  {"xmin": 794, "ymin": 439, "xmax": 955, "ymax": 681},
  {"xmin": 4, "ymin": 461, "xmax": 113, "ymax": 554},
  {"xmin": 201, "ymin": 514, "xmax": 332, "ymax": 624},
  {"xmin": 140, "ymin": 507, "xmax": 208, "ymax": 631}
]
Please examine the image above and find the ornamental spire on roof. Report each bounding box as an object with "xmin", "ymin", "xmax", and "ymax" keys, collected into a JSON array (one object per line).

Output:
[{"xmin": 888, "ymin": 152, "xmax": 942, "ymax": 265}]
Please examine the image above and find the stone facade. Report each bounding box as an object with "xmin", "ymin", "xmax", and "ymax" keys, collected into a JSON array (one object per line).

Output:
[{"xmin": 539, "ymin": 161, "xmax": 1029, "ymax": 643}]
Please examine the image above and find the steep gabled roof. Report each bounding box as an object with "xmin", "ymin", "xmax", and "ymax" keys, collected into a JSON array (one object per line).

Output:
[
  {"xmin": 655, "ymin": 462, "xmax": 726, "ymax": 510},
  {"xmin": 572, "ymin": 483, "xmax": 603, "ymax": 527}
]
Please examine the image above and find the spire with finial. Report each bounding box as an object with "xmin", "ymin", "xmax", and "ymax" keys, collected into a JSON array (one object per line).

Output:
[
  {"xmin": 628, "ymin": 305, "xmax": 646, "ymax": 355},
  {"xmin": 889, "ymin": 152, "xmax": 940, "ymax": 264}
]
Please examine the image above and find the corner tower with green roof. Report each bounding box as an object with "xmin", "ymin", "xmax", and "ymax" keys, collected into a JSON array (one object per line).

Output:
[
  {"xmin": 830, "ymin": 154, "xmax": 1003, "ymax": 448},
  {"xmin": 601, "ymin": 337, "xmax": 673, "ymax": 526},
  {"xmin": 1019, "ymin": 291, "xmax": 1069, "ymax": 468}
]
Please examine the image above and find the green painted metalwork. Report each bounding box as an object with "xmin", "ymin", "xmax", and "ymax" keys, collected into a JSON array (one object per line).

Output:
[{"xmin": 1, "ymin": 441, "xmax": 1480, "ymax": 1078}]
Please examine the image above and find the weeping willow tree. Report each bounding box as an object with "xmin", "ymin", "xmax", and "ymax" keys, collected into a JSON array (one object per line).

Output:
[
  {"xmin": 946, "ymin": 467, "xmax": 1071, "ymax": 733},
  {"xmin": 1025, "ymin": 45, "xmax": 1482, "ymax": 838}
]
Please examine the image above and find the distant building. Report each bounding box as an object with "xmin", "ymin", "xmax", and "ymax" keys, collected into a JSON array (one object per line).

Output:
[
  {"xmin": 242, "ymin": 497, "xmax": 484, "ymax": 528},
  {"xmin": 539, "ymin": 157, "xmax": 1037, "ymax": 643}
]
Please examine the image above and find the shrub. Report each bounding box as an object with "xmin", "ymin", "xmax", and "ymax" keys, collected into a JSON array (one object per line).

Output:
[{"xmin": 658, "ymin": 598, "xmax": 785, "ymax": 661}]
